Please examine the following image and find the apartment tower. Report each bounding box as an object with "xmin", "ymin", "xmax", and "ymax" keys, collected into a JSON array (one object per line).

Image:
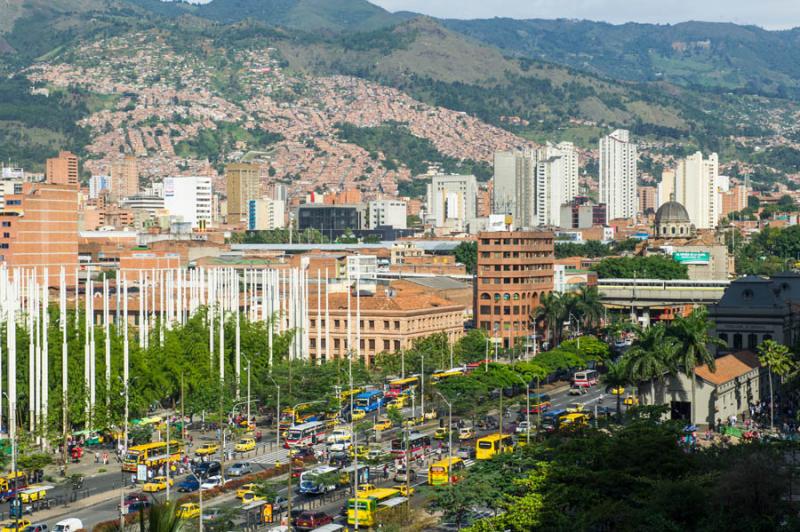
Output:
[
  {"xmin": 45, "ymin": 151, "xmax": 79, "ymax": 186},
  {"xmin": 599, "ymin": 129, "xmax": 637, "ymax": 222},
  {"xmin": 225, "ymin": 163, "xmax": 260, "ymax": 222}
]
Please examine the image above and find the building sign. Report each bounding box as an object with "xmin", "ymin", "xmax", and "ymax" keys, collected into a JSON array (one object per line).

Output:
[{"xmin": 672, "ymin": 251, "xmax": 710, "ymax": 265}]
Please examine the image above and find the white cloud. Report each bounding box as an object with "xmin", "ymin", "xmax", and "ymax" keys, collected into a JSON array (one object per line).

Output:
[{"xmin": 371, "ymin": 0, "xmax": 800, "ymax": 29}]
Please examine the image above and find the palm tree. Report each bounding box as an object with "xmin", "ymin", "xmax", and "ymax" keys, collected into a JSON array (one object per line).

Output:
[
  {"xmin": 757, "ymin": 340, "xmax": 795, "ymax": 430},
  {"xmin": 602, "ymin": 359, "xmax": 629, "ymax": 421},
  {"xmin": 145, "ymin": 501, "xmax": 183, "ymax": 532},
  {"xmin": 533, "ymin": 292, "xmax": 566, "ymax": 346},
  {"xmin": 624, "ymin": 323, "xmax": 678, "ymax": 404},
  {"xmin": 670, "ymin": 308, "xmax": 725, "ymax": 424},
  {"xmin": 572, "ymin": 285, "xmax": 604, "ymax": 331}
]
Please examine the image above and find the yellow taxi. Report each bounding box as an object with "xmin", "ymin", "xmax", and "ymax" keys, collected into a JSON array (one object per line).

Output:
[
  {"xmin": 195, "ymin": 443, "xmax": 220, "ymax": 456},
  {"xmin": 176, "ymin": 502, "xmax": 201, "ymax": 519},
  {"xmin": 356, "ymin": 483, "xmax": 377, "ymax": 497},
  {"xmin": 1, "ymin": 519, "xmax": 30, "ymax": 532},
  {"xmin": 391, "ymin": 395, "xmax": 410, "ymax": 408},
  {"xmin": 394, "ymin": 484, "xmax": 415, "ymax": 497},
  {"xmin": 611, "ymin": 386, "xmax": 625, "ymax": 396},
  {"xmin": 424, "ymin": 409, "xmax": 438, "ymax": 420},
  {"xmin": 404, "ymin": 416, "xmax": 423, "ymax": 428},
  {"xmin": 373, "ymin": 418, "xmax": 393, "ymax": 431},
  {"xmin": 237, "ymin": 483, "xmax": 258, "ymax": 499},
  {"xmin": 624, "ymin": 395, "xmax": 639, "ymax": 406},
  {"xmin": 349, "ymin": 445, "xmax": 369, "ymax": 459},
  {"xmin": 433, "ymin": 427, "xmax": 448, "ymax": 440},
  {"xmin": 143, "ymin": 476, "xmax": 174, "ymax": 493},
  {"xmin": 234, "ymin": 437, "xmax": 256, "ymax": 453},
  {"xmin": 241, "ymin": 490, "xmax": 266, "ymax": 504},
  {"xmin": 351, "ymin": 410, "xmax": 366, "ymax": 422},
  {"xmin": 458, "ymin": 427, "xmax": 475, "ymax": 441}
]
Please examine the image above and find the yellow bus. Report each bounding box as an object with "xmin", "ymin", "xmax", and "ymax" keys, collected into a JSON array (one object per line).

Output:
[
  {"xmin": 475, "ymin": 433, "xmax": 514, "ymax": 460},
  {"xmin": 428, "ymin": 456, "xmax": 465, "ymax": 486},
  {"xmin": 559, "ymin": 412, "xmax": 590, "ymax": 428},
  {"xmin": 347, "ymin": 487, "xmax": 401, "ymax": 527},
  {"xmin": 430, "ymin": 368, "xmax": 465, "ymax": 383},
  {"xmin": 122, "ymin": 440, "xmax": 183, "ymax": 472}
]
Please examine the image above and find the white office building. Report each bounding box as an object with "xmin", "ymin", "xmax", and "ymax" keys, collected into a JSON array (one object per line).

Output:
[
  {"xmin": 536, "ymin": 142, "xmax": 579, "ymax": 227},
  {"xmin": 163, "ymin": 176, "xmax": 212, "ymax": 228},
  {"xmin": 346, "ymin": 255, "xmax": 378, "ymax": 281},
  {"xmin": 248, "ymin": 197, "xmax": 286, "ymax": 230},
  {"xmin": 673, "ymin": 151, "xmax": 720, "ymax": 229},
  {"xmin": 89, "ymin": 175, "xmax": 111, "ymax": 199},
  {"xmin": 426, "ymin": 174, "xmax": 477, "ymax": 233},
  {"xmin": 599, "ymin": 129, "xmax": 637, "ymax": 222},
  {"xmin": 368, "ymin": 199, "xmax": 407, "ymax": 229}
]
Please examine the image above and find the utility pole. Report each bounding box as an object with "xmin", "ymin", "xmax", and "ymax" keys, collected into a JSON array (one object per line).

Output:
[{"xmin": 166, "ymin": 419, "xmax": 171, "ymax": 502}]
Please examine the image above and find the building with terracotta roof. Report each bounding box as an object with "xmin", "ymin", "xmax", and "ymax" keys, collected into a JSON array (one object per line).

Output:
[
  {"xmin": 638, "ymin": 351, "xmax": 764, "ymax": 426},
  {"xmin": 307, "ymin": 287, "xmax": 463, "ymax": 365}
]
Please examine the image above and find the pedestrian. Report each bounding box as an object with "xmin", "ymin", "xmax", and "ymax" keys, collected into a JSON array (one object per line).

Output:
[
  {"xmin": 131, "ymin": 473, "xmax": 136, "ymax": 487},
  {"xmin": 383, "ymin": 464, "xmax": 388, "ymax": 480},
  {"xmin": 94, "ymin": 451, "xmax": 99, "ymax": 464}
]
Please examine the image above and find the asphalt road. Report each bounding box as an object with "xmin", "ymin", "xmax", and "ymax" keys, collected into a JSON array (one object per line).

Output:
[{"xmin": 10, "ymin": 381, "xmax": 627, "ymax": 529}]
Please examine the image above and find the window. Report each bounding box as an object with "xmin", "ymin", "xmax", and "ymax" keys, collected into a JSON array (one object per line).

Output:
[
  {"xmin": 384, "ymin": 320, "xmax": 390, "ymax": 330},
  {"xmin": 733, "ymin": 334, "xmax": 742, "ymax": 349},
  {"xmin": 747, "ymin": 334, "xmax": 758, "ymax": 349},
  {"xmin": 394, "ymin": 321, "xmax": 400, "ymax": 330},
  {"xmin": 394, "ymin": 340, "xmax": 400, "ymax": 350},
  {"xmin": 334, "ymin": 339, "xmax": 341, "ymax": 349},
  {"xmin": 1, "ymin": 222, "xmax": 9, "ymax": 227},
  {"xmin": 368, "ymin": 339, "xmax": 375, "ymax": 350},
  {"xmin": 383, "ymin": 340, "xmax": 390, "ymax": 351},
  {"xmin": 0, "ymin": 244, "xmax": 7, "ymax": 249},
  {"xmin": 5, "ymin": 200, "xmax": 20, "ymax": 206},
  {"xmin": 334, "ymin": 319, "xmax": 340, "ymax": 329}
]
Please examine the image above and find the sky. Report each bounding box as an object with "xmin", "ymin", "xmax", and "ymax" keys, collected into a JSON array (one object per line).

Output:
[{"xmin": 370, "ymin": 0, "xmax": 800, "ymax": 29}]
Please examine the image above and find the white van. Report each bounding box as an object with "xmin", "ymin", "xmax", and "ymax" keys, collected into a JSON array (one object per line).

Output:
[{"xmin": 54, "ymin": 518, "xmax": 83, "ymax": 532}]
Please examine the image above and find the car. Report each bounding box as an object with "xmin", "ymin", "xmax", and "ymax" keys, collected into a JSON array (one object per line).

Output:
[
  {"xmin": 394, "ymin": 485, "xmax": 415, "ymax": 497},
  {"xmin": 373, "ymin": 418, "xmax": 393, "ymax": 431},
  {"xmin": 193, "ymin": 461, "xmax": 221, "ymax": 479},
  {"xmin": 143, "ymin": 476, "xmax": 174, "ymax": 493},
  {"xmin": 121, "ymin": 493, "xmax": 151, "ymax": 513},
  {"xmin": 456, "ymin": 446, "xmax": 476, "ymax": 460},
  {"xmin": 200, "ymin": 475, "xmax": 222, "ymax": 490},
  {"xmin": 52, "ymin": 520, "xmax": 82, "ymax": 532},
  {"xmin": 329, "ymin": 441, "xmax": 352, "ymax": 452},
  {"xmin": 424, "ymin": 409, "xmax": 438, "ymax": 420},
  {"xmin": 234, "ymin": 438, "xmax": 256, "ymax": 453},
  {"xmin": 2, "ymin": 521, "xmax": 31, "ymax": 532},
  {"xmin": 350, "ymin": 410, "xmax": 366, "ymax": 422},
  {"xmin": 177, "ymin": 477, "xmax": 199, "ymax": 492},
  {"xmin": 458, "ymin": 427, "xmax": 475, "ymax": 441},
  {"xmin": 366, "ymin": 446, "xmax": 386, "ymax": 461},
  {"xmin": 288, "ymin": 446, "xmax": 315, "ymax": 459},
  {"xmin": 624, "ymin": 395, "xmax": 639, "ymax": 406},
  {"xmin": 236, "ymin": 483, "xmax": 259, "ymax": 499},
  {"xmin": 515, "ymin": 421, "xmax": 532, "ymax": 435},
  {"xmin": 294, "ymin": 511, "xmax": 333, "ymax": 531},
  {"xmin": 569, "ymin": 386, "xmax": 588, "ymax": 396},
  {"xmin": 433, "ymin": 427, "xmax": 448, "ymax": 440},
  {"xmin": 349, "ymin": 445, "xmax": 369, "ymax": 460},
  {"xmin": 227, "ymin": 462, "xmax": 253, "ymax": 477},
  {"xmin": 356, "ymin": 483, "xmax": 378, "ymax": 497},
  {"xmin": 326, "ymin": 429, "xmax": 351, "ymax": 444},
  {"xmin": 610, "ymin": 386, "xmax": 625, "ymax": 395},
  {"xmin": 195, "ymin": 443, "xmax": 220, "ymax": 457},
  {"xmin": 176, "ymin": 503, "xmax": 201, "ymax": 519},
  {"xmin": 390, "ymin": 394, "xmax": 409, "ymax": 408},
  {"xmin": 393, "ymin": 467, "xmax": 417, "ymax": 483},
  {"xmin": 23, "ymin": 525, "xmax": 47, "ymax": 532},
  {"xmin": 404, "ymin": 416, "xmax": 423, "ymax": 428},
  {"xmin": 241, "ymin": 491, "xmax": 266, "ymax": 504}
]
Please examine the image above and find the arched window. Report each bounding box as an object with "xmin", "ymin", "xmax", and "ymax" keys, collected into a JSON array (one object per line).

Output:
[
  {"xmin": 480, "ymin": 293, "xmax": 491, "ymax": 300},
  {"xmin": 494, "ymin": 293, "xmax": 501, "ymax": 302},
  {"xmin": 733, "ymin": 333, "xmax": 743, "ymax": 349},
  {"xmin": 671, "ymin": 226, "xmax": 676, "ymax": 235},
  {"xmin": 513, "ymin": 293, "xmax": 520, "ymax": 300},
  {"xmin": 503, "ymin": 293, "xmax": 510, "ymax": 301},
  {"xmin": 747, "ymin": 334, "xmax": 758, "ymax": 349}
]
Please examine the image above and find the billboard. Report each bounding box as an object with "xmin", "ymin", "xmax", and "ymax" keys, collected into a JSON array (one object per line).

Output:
[{"xmin": 672, "ymin": 251, "xmax": 710, "ymax": 265}]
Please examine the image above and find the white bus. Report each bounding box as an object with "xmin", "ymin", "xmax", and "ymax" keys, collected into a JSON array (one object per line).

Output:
[
  {"xmin": 284, "ymin": 421, "xmax": 327, "ymax": 448},
  {"xmin": 572, "ymin": 370, "xmax": 598, "ymax": 388}
]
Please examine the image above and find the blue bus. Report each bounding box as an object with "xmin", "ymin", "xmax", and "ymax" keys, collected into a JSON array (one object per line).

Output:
[
  {"xmin": 542, "ymin": 409, "xmax": 566, "ymax": 432},
  {"xmin": 354, "ymin": 390, "xmax": 384, "ymax": 413}
]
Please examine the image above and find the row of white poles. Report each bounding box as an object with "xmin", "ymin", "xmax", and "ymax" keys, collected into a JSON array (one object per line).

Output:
[{"xmin": 0, "ymin": 264, "xmax": 342, "ymax": 446}]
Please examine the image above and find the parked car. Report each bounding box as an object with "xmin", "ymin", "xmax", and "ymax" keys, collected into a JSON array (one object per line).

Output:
[
  {"xmin": 121, "ymin": 493, "xmax": 151, "ymax": 513},
  {"xmin": 456, "ymin": 446, "xmax": 476, "ymax": 460},
  {"xmin": 227, "ymin": 462, "xmax": 253, "ymax": 477},
  {"xmin": 53, "ymin": 520, "xmax": 82, "ymax": 532},
  {"xmin": 294, "ymin": 511, "xmax": 333, "ymax": 531},
  {"xmin": 23, "ymin": 525, "xmax": 47, "ymax": 532},
  {"xmin": 393, "ymin": 467, "xmax": 417, "ymax": 483},
  {"xmin": 458, "ymin": 427, "xmax": 475, "ymax": 441},
  {"xmin": 200, "ymin": 475, "xmax": 223, "ymax": 490},
  {"xmin": 176, "ymin": 503, "xmax": 200, "ymax": 519}
]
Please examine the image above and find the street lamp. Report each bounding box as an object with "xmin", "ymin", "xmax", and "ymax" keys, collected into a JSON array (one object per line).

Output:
[
  {"xmin": 266, "ymin": 375, "xmax": 280, "ymax": 450},
  {"xmin": 434, "ymin": 391, "xmax": 453, "ymax": 487},
  {"xmin": 513, "ymin": 374, "xmax": 531, "ymax": 445}
]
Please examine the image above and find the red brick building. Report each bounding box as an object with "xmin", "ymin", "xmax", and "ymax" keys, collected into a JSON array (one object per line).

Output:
[{"xmin": 475, "ymin": 230, "xmax": 554, "ymax": 349}]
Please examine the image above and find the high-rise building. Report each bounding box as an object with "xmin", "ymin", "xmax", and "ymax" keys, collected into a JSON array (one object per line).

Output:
[
  {"xmin": 368, "ymin": 200, "xmax": 407, "ymax": 229},
  {"xmin": 638, "ymin": 185, "xmax": 657, "ymax": 214},
  {"xmin": 475, "ymin": 228, "xmax": 554, "ymax": 349},
  {"xmin": 225, "ymin": 163, "xmax": 260, "ymax": 222},
  {"xmin": 599, "ymin": 129, "xmax": 637, "ymax": 222},
  {"xmin": 110, "ymin": 155, "xmax": 139, "ymax": 201},
  {"xmin": 493, "ymin": 149, "xmax": 536, "ymax": 226},
  {"xmin": 89, "ymin": 175, "xmax": 112, "ymax": 199},
  {"xmin": 656, "ymin": 169, "xmax": 676, "ymax": 208},
  {"xmin": 45, "ymin": 151, "xmax": 79, "ymax": 186},
  {"xmin": 673, "ymin": 151, "xmax": 720, "ymax": 229},
  {"xmin": 163, "ymin": 176, "xmax": 212, "ymax": 228},
  {"xmin": 535, "ymin": 142, "xmax": 579, "ymax": 227},
  {"xmin": 248, "ymin": 197, "xmax": 286, "ymax": 230},
  {"xmin": 721, "ymin": 184, "xmax": 749, "ymax": 219},
  {"xmin": 0, "ymin": 182, "xmax": 79, "ymax": 283},
  {"xmin": 426, "ymin": 174, "xmax": 477, "ymax": 233}
]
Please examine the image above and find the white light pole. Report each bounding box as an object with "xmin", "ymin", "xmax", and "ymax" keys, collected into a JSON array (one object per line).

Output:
[{"xmin": 266, "ymin": 375, "xmax": 280, "ymax": 449}]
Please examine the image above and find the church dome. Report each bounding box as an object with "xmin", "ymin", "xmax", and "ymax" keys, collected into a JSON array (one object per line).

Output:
[{"xmin": 655, "ymin": 201, "xmax": 691, "ymax": 224}]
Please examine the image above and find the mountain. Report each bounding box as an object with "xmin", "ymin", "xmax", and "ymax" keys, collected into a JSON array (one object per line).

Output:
[{"xmin": 442, "ymin": 18, "xmax": 800, "ymax": 98}]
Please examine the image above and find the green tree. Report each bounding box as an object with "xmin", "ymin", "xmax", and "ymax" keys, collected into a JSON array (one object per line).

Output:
[
  {"xmin": 757, "ymin": 340, "xmax": 795, "ymax": 430},
  {"xmin": 602, "ymin": 359, "xmax": 629, "ymax": 420},
  {"xmin": 533, "ymin": 292, "xmax": 566, "ymax": 345},
  {"xmin": 571, "ymin": 285, "xmax": 604, "ymax": 330},
  {"xmin": 624, "ymin": 323, "xmax": 677, "ymax": 403},
  {"xmin": 453, "ymin": 241, "xmax": 478, "ymax": 275},
  {"xmin": 591, "ymin": 255, "xmax": 688, "ymax": 280},
  {"xmin": 456, "ymin": 329, "xmax": 489, "ymax": 362},
  {"xmin": 669, "ymin": 307, "xmax": 725, "ymax": 423}
]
